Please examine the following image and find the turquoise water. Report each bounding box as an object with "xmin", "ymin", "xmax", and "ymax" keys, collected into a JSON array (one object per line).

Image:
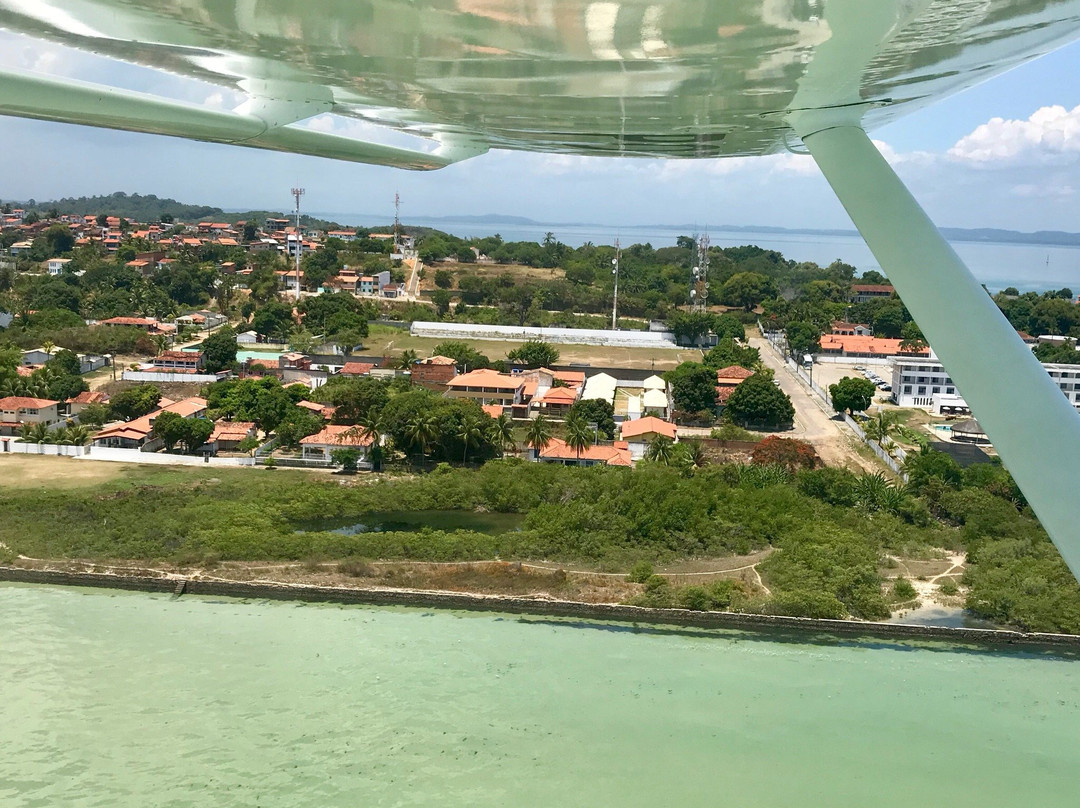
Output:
[
  {"xmin": 297, "ymin": 510, "xmax": 525, "ymax": 536},
  {"xmin": 3, "ymin": 583, "xmax": 1080, "ymax": 807}
]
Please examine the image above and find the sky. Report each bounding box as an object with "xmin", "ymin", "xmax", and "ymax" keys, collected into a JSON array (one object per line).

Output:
[{"xmin": 2, "ymin": 28, "xmax": 1080, "ymax": 233}]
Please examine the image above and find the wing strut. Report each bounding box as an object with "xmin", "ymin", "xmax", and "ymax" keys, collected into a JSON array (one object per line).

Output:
[
  {"xmin": 0, "ymin": 69, "xmax": 463, "ymax": 170},
  {"xmin": 804, "ymin": 125, "xmax": 1080, "ymax": 576}
]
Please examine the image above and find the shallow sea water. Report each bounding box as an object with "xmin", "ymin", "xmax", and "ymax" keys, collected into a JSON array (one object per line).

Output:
[{"xmin": 2, "ymin": 583, "xmax": 1079, "ymax": 807}]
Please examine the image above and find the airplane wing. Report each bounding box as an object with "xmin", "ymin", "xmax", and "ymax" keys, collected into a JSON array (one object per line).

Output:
[{"xmin": 1, "ymin": 0, "xmax": 1079, "ymax": 168}]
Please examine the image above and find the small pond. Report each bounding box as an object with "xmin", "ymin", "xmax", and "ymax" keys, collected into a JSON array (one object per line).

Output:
[{"xmin": 297, "ymin": 510, "xmax": 525, "ymax": 536}]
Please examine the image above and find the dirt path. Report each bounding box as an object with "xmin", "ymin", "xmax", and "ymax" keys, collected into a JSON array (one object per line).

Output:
[{"xmin": 749, "ymin": 335, "xmax": 877, "ymax": 472}]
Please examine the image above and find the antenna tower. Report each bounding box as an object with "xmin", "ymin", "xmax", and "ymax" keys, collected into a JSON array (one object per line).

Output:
[
  {"xmin": 691, "ymin": 232, "xmax": 710, "ymax": 312},
  {"xmin": 291, "ymin": 186, "xmax": 305, "ymax": 301},
  {"xmin": 611, "ymin": 238, "xmax": 621, "ymax": 330},
  {"xmin": 393, "ymin": 192, "xmax": 401, "ymax": 253}
]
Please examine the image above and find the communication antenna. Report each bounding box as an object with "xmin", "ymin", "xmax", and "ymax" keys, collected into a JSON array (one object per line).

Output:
[
  {"xmin": 611, "ymin": 238, "xmax": 621, "ymax": 330},
  {"xmin": 291, "ymin": 186, "xmax": 305, "ymax": 301},
  {"xmin": 692, "ymin": 232, "xmax": 710, "ymax": 312},
  {"xmin": 393, "ymin": 191, "xmax": 401, "ymax": 253}
]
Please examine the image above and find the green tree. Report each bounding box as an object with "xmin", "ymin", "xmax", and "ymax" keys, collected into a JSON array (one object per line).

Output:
[
  {"xmin": 432, "ymin": 340, "xmax": 489, "ymax": 372},
  {"xmin": 109, "ymin": 385, "xmax": 162, "ymax": 421},
  {"xmin": 180, "ymin": 418, "xmax": 214, "ymax": 454},
  {"xmin": 863, "ymin": 409, "xmax": 901, "ymax": 449},
  {"xmin": 489, "ymin": 414, "xmax": 516, "ymax": 455},
  {"xmin": 151, "ymin": 410, "xmax": 187, "ymax": 451},
  {"xmin": 202, "ymin": 326, "xmax": 238, "ymax": 373},
  {"xmin": 829, "ymin": 377, "xmax": 878, "ymax": 415},
  {"xmin": 785, "ymin": 321, "xmax": 822, "ymax": 359},
  {"xmin": 434, "ymin": 269, "xmax": 454, "ymax": 289},
  {"xmin": 899, "ymin": 320, "xmax": 927, "ymax": 352},
  {"xmin": 506, "ymin": 339, "xmax": 560, "ymax": 369},
  {"xmin": 703, "ymin": 337, "xmax": 759, "ymax": 370},
  {"xmin": 431, "ymin": 289, "xmax": 453, "ymax": 317},
  {"xmin": 713, "ymin": 313, "xmax": 746, "ymax": 341},
  {"xmin": 564, "ymin": 416, "xmax": 594, "ymax": 462},
  {"xmin": 79, "ymin": 402, "xmax": 109, "ymax": 427},
  {"xmin": 664, "ymin": 362, "xmax": 718, "ymax": 414},
  {"xmin": 567, "ymin": 398, "xmax": 616, "ymax": 440},
  {"xmin": 902, "ymin": 446, "xmax": 963, "ymax": 494},
  {"xmin": 525, "ymin": 414, "xmax": 554, "ymax": 457},
  {"xmin": 720, "ymin": 272, "xmax": 776, "ymax": 311},
  {"xmin": 724, "ymin": 373, "xmax": 795, "ymax": 428},
  {"xmin": 404, "ymin": 411, "xmax": 439, "ymax": 466},
  {"xmin": 330, "ymin": 447, "xmax": 361, "ymax": 472},
  {"xmin": 457, "ymin": 414, "xmax": 487, "ymax": 464},
  {"xmin": 667, "ymin": 311, "xmax": 715, "ymax": 345},
  {"xmin": 645, "ymin": 435, "xmax": 677, "ymax": 464}
]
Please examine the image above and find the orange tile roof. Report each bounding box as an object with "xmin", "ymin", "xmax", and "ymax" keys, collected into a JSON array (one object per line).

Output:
[
  {"xmin": 210, "ymin": 421, "xmax": 256, "ymax": 442},
  {"xmin": 446, "ymin": 369, "xmax": 524, "ymax": 390},
  {"xmin": 94, "ymin": 397, "xmax": 207, "ymax": 441},
  {"xmin": 66, "ymin": 391, "xmax": 109, "ymax": 405},
  {"xmin": 539, "ymin": 437, "xmax": 632, "ymax": 466},
  {"xmin": 619, "ymin": 416, "xmax": 677, "ymax": 440},
  {"xmin": 818, "ymin": 334, "xmax": 929, "ymax": 356},
  {"xmin": 340, "ymin": 361, "xmax": 376, "ymax": 376},
  {"xmin": 536, "ymin": 386, "xmax": 579, "ymax": 405},
  {"xmin": 0, "ymin": 396, "xmax": 59, "ymax": 410},
  {"xmin": 716, "ymin": 365, "xmax": 755, "ymax": 381},
  {"xmin": 421, "ymin": 355, "xmax": 458, "ymax": 365},
  {"xmin": 481, "ymin": 405, "xmax": 503, "ymax": 418},
  {"xmin": 851, "ymin": 284, "xmax": 895, "ymax": 294},
  {"xmin": 300, "ymin": 425, "xmax": 374, "ymax": 447}
]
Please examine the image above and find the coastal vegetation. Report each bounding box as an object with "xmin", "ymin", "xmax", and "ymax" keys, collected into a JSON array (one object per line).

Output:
[{"xmin": 1, "ymin": 450, "xmax": 1076, "ymax": 633}]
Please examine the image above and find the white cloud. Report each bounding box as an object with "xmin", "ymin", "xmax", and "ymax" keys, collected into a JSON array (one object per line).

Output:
[{"xmin": 948, "ymin": 104, "xmax": 1080, "ymax": 166}]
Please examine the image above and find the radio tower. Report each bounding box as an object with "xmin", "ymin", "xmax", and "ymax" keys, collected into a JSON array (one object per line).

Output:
[
  {"xmin": 611, "ymin": 238, "xmax": 621, "ymax": 330},
  {"xmin": 691, "ymin": 232, "xmax": 710, "ymax": 312},
  {"xmin": 291, "ymin": 186, "xmax": 305, "ymax": 301},
  {"xmin": 393, "ymin": 192, "xmax": 401, "ymax": 254}
]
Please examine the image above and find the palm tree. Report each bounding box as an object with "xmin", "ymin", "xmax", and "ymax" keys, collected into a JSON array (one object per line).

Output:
[
  {"xmin": 525, "ymin": 414, "xmax": 553, "ymax": 459},
  {"xmin": 679, "ymin": 438, "xmax": 708, "ymax": 469},
  {"xmin": 404, "ymin": 412, "xmax": 439, "ymax": 467},
  {"xmin": 395, "ymin": 349, "xmax": 419, "ymax": 370},
  {"xmin": 20, "ymin": 422, "xmax": 50, "ymax": 444},
  {"xmin": 457, "ymin": 414, "xmax": 486, "ymax": 464},
  {"xmin": 490, "ymin": 414, "xmax": 516, "ymax": 456},
  {"xmin": 564, "ymin": 417, "xmax": 593, "ymax": 464},
  {"xmin": 863, "ymin": 410, "xmax": 900, "ymax": 450},
  {"xmin": 645, "ymin": 435, "xmax": 677, "ymax": 464},
  {"xmin": 41, "ymin": 340, "xmax": 56, "ymax": 358},
  {"xmin": 346, "ymin": 413, "xmax": 385, "ymax": 472},
  {"xmin": 66, "ymin": 425, "xmax": 91, "ymax": 446}
]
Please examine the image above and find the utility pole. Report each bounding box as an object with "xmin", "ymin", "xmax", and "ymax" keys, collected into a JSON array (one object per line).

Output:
[
  {"xmin": 611, "ymin": 238, "xmax": 621, "ymax": 330},
  {"xmin": 291, "ymin": 186, "xmax": 305, "ymax": 301}
]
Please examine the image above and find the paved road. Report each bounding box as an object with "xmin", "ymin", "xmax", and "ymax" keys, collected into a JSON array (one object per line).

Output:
[{"xmin": 748, "ymin": 335, "xmax": 876, "ymax": 472}]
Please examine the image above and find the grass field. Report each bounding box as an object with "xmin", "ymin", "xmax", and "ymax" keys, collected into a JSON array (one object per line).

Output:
[{"xmin": 363, "ymin": 324, "xmax": 703, "ymax": 369}]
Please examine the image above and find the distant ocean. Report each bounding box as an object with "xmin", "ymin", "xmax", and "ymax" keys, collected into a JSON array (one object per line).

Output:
[{"xmin": 322, "ymin": 214, "xmax": 1080, "ymax": 295}]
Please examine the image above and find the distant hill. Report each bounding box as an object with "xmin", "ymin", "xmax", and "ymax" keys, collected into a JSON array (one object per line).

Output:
[{"xmin": 13, "ymin": 192, "xmax": 224, "ymax": 222}]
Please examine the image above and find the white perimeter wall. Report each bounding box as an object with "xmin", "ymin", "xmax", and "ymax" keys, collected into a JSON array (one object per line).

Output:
[{"xmin": 409, "ymin": 321, "xmax": 679, "ymax": 349}]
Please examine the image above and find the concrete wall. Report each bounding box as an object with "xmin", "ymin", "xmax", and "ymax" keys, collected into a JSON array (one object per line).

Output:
[
  {"xmin": 2, "ymin": 440, "xmax": 89, "ymax": 456},
  {"xmin": 122, "ymin": 371, "xmax": 222, "ymax": 383},
  {"xmin": 2, "ymin": 566, "xmax": 1078, "ymax": 650},
  {"xmin": 77, "ymin": 446, "xmax": 254, "ymax": 466},
  {"xmin": 410, "ymin": 321, "xmax": 679, "ymax": 349}
]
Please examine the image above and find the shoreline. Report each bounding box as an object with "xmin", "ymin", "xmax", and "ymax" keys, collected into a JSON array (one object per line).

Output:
[{"xmin": 4, "ymin": 565, "xmax": 1079, "ymax": 652}]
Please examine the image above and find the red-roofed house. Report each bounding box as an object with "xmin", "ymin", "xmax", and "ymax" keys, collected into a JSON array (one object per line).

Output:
[
  {"xmin": 817, "ymin": 334, "xmax": 929, "ymax": 358},
  {"xmin": 849, "ymin": 284, "xmax": 895, "ymax": 303},
  {"xmin": 297, "ymin": 400, "xmax": 336, "ymax": 420},
  {"xmin": 92, "ymin": 397, "xmax": 208, "ymax": 449},
  {"xmin": 340, "ymin": 361, "xmax": 376, "ymax": 377},
  {"xmin": 66, "ymin": 390, "xmax": 109, "ymax": 418},
  {"xmin": 619, "ymin": 416, "xmax": 678, "ymax": 460},
  {"xmin": 208, "ymin": 421, "xmax": 257, "ymax": 453},
  {"xmin": 531, "ymin": 384, "xmax": 580, "ymax": 416},
  {"xmin": 716, "ymin": 365, "xmax": 755, "ymax": 404},
  {"xmin": 300, "ymin": 425, "xmax": 375, "ymax": 463},
  {"xmin": 446, "ymin": 369, "xmax": 525, "ymax": 407},
  {"xmin": 481, "ymin": 404, "xmax": 503, "ymax": 419},
  {"xmin": 153, "ymin": 351, "xmax": 205, "ymax": 372},
  {"xmin": 0, "ymin": 396, "xmax": 62, "ymax": 436},
  {"xmin": 537, "ymin": 437, "xmax": 632, "ymax": 467}
]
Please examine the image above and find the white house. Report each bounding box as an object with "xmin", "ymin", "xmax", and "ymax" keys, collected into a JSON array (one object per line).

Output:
[
  {"xmin": 299, "ymin": 425, "xmax": 374, "ymax": 464},
  {"xmin": 236, "ymin": 330, "xmax": 259, "ymax": 344},
  {"xmin": 46, "ymin": 258, "xmax": 73, "ymax": 276}
]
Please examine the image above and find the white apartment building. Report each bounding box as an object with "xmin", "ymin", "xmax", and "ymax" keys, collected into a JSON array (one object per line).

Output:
[{"xmin": 891, "ymin": 353, "xmax": 1080, "ymax": 413}]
